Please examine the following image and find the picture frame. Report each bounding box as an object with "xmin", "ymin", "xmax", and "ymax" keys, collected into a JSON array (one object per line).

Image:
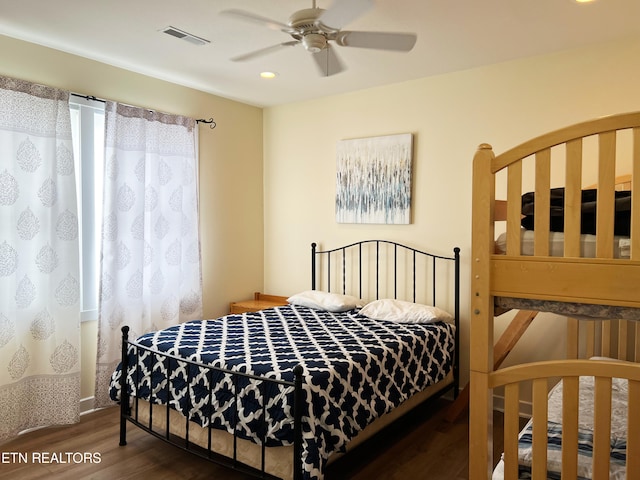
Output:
[{"xmin": 335, "ymin": 133, "xmax": 413, "ymax": 224}]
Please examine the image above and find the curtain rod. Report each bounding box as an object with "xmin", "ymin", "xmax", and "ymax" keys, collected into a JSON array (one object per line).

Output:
[{"xmin": 70, "ymin": 93, "xmax": 216, "ymax": 129}]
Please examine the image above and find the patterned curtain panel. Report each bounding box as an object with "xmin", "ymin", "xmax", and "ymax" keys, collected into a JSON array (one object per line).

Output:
[
  {"xmin": 95, "ymin": 102, "xmax": 203, "ymax": 407},
  {"xmin": 0, "ymin": 76, "xmax": 81, "ymax": 440}
]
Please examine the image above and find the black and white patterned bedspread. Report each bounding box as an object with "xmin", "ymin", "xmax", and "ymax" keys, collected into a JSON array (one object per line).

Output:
[{"xmin": 109, "ymin": 304, "xmax": 455, "ymax": 480}]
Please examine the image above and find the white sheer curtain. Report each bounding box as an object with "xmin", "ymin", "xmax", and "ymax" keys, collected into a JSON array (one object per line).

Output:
[
  {"xmin": 0, "ymin": 76, "xmax": 81, "ymax": 440},
  {"xmin": 95, "ymin": 102, "xmax": 203, "ymax": 407}
]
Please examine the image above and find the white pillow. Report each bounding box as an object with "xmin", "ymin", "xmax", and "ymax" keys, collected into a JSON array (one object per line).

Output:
[
  {"xmin": 359, "ymin": 299, "xmax": 453, "ymax": 324},
  {"xmin": 287, "ymin": 290, "xmax": 364, "ymax": 312}
]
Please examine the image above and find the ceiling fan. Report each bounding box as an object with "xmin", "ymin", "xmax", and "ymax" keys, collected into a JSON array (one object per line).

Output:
[{"xmin": 221, "ymin": 0, "xmax": 417, "ymax": 77}]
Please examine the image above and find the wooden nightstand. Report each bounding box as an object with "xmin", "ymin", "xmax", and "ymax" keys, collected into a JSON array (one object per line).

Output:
[{"xmin": 229, "ymin": 292, "xmax": 289, "ymax": 314}]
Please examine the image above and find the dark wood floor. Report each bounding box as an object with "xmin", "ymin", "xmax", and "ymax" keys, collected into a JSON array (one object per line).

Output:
[{"xmin": 0, "ymin": 398, "xmax": 505, "ymax": 480}]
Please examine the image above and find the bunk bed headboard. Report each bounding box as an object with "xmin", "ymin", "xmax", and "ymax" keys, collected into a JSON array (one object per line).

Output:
[{"xmin": 472, "ymin": 112, "xmax": 640, "ymax": 312}]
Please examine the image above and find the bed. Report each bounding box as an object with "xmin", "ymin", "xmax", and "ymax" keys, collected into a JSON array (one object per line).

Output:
[
  {"xmin": 110, "ymin": 239, "xmax": 461, "ymax": 480},
  {"xmin": 469, "ymin": 112, "xmax": 640, "ymax": 479},
  {"xmin": 490, "ymin": 320, "xmax": 640, "ymax": 480}
]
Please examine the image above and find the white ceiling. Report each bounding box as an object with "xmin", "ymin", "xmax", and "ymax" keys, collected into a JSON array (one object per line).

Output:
[{"xmin": 1, "ymin": 0, "xmax": 639, "ymax": 107}]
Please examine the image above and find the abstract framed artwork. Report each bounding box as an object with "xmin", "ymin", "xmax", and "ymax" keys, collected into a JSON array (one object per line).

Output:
[{"xmin": 335, "ymin": 133, "xmax": 413, "ymax": 224}]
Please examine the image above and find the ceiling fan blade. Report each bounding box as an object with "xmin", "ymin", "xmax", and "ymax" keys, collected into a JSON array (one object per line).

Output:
[
  {"xmin": 221, "ymin": 9, "xmax": 296, "ymax": 34},
  {"xmin": 336, "ymin": 31, "xmax": 417, "ymax": 51},
  {"xmin": 231, "ymin": 41, "xmax": 299, "ymax": 62},
  {"xmin": 318, "ymin": 0, "xmax": 373, "ymax": 30},
  {"xmin": 312, "ymin": 45, "xmax": 345, "ymax": 77}
]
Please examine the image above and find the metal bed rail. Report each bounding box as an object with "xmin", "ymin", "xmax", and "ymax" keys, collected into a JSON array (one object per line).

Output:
[{"xmin": 118, "ymin": 325, "xmax": 305, "ymax": 480}]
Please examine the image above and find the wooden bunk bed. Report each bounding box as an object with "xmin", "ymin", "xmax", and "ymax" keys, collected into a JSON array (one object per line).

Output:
[{"xmin": 469, "ymin": 112, "xmax": 640, "ymax": 479}]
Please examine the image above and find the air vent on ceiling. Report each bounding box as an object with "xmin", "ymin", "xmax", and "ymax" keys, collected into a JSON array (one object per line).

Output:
[{"xmin": 161, "ymin": 26, "xmax": 210, "ymax": 46}]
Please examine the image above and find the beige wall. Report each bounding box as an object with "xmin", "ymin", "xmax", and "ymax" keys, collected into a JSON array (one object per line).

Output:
[
  {"xmin": 0, "ymin": 34, "xmax": 265, "ymax": 402},
  {"xmin": 263, "ymin": 37, "xmax": 640, "ymax": 389},
  {"xmin": 4, "ymin": 31, "xmax": 640, "ymax": 406}
]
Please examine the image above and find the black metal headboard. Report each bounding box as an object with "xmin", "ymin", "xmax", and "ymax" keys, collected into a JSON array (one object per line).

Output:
[
  {"xmin": 312, "ymin": 240, "xmax": 459, "ymax": 307},
  {"xmin": 311, "ymin": 239, "xmax": 461, "ymax": 394}
]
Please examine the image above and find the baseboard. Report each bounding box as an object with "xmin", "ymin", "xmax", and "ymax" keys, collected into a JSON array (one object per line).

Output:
[
  {"xmin": 442, "ymin": 388, "xmax": 456, "ymax": 401},
  {"xmin": 80, "ymin": 396, "xmax": 96, "ymax": 415}
]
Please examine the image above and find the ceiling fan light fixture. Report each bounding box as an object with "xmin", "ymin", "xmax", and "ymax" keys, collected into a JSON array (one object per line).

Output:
[{"xmin": 302, "ymin": 33, "xmax": 327, "ymax": 53}]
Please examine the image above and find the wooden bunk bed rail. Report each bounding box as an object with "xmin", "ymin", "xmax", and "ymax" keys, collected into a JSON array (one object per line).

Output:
[
  {"xmin": 480, "ymin": 116, "xmax": 640, "ymax": 264},
  {"xmin": 470, "ymin": 112, "xmax": 640, "ymax": 479},
  {"xmin": 493, "ymin": 359, "xmax": 640, "ymax": 480},
  {"xmin": 490, "ymin": 112, "xmax": 640, "ymax": 173},
  {"xmin": 491, "ymin": 255, "xmax": 640, "ymax": 307},
  {"xmin": 472, "ymin": 112, "xmax": 640, "ymax": 368},
  {"xmin": 478, "ymin": 316, "xmax": 640, "ymax": 480},
  {"xmin": 568, "ymin": 317, "xmax": 640, "ymax": 362}
]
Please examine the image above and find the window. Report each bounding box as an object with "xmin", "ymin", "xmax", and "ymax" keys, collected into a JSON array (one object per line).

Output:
[{"xmin": 70, "ymin": 98, "xmax": 105, "ymax": 322}]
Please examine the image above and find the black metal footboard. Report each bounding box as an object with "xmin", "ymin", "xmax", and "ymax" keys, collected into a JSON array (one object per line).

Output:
[{"xmin": 118, "ymin": 326, "xmax": 305, "ymax": 480}]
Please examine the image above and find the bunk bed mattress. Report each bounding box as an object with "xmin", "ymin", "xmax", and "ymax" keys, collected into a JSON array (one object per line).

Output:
[
  {"xmin": 494, "ymin": 297, "xmax": 640, "ymax": 321},
  {"xmin": 493, "ymin": 375, "xmax": 629, "ymax": 480},
  {"xmin": 109, "ymin": 304, "xmax": 456, "ymax": 480}
]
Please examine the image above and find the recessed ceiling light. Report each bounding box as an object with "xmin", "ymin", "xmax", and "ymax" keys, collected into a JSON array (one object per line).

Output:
[
  {"xmin": 260, "ymin": 71, "xmax": 278, "ymax": 79},
  {"xmin": 574, "ymin": 0, "xmax": 596, "ymax": 3}
]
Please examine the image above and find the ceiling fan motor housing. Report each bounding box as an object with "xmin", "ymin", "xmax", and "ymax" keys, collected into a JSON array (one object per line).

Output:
[
  {"xmin": 302, "ymin": 33, "xmax": 327, "ymax": 53},
  {"xmin": 288, "ymin": 7, "xmax": 330, "ymax": 53},
  {"xmin": 288, "ymin": 8, "xmax": 324, "ymax": 30}
]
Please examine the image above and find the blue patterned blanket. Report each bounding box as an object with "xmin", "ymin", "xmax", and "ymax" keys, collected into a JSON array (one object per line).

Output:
[{"xmin": 109, "ymin": 304, "xmax": 455, "ymax": 480}]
